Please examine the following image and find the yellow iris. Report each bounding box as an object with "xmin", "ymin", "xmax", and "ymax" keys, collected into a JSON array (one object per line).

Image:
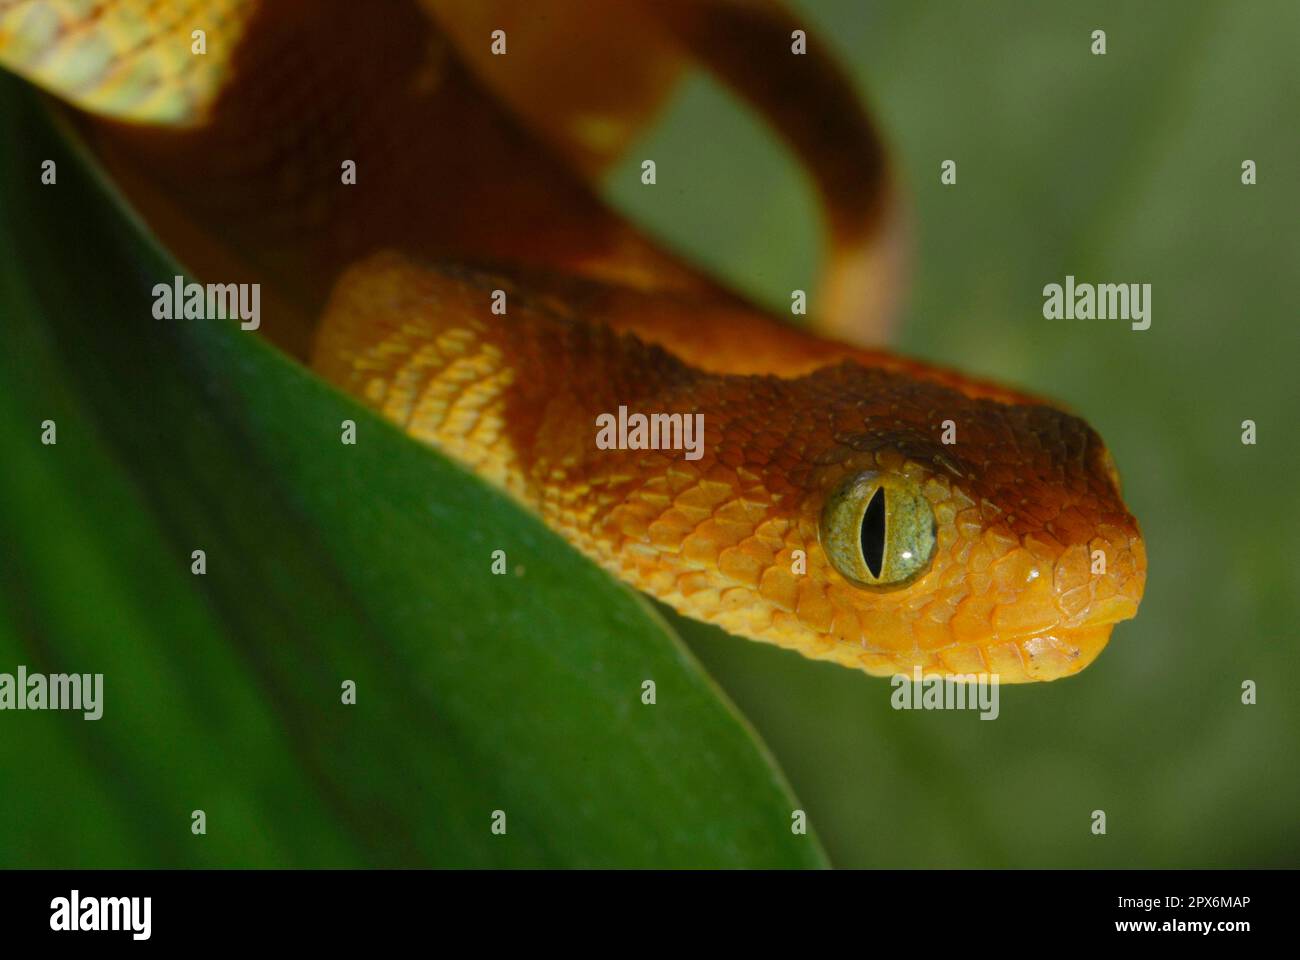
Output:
[{"xmin": 819, "ymin": 472, "xmax": 937, "ymax": 589}]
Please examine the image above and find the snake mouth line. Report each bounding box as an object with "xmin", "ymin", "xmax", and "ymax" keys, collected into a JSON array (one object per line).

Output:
[
  {"xmin": 951, "ymin": 598, "xmax": 1140, "ymax": 682},
  {"xmin": 1012, "ymin": 624, "xmax": 1119, "ymax": 681}
]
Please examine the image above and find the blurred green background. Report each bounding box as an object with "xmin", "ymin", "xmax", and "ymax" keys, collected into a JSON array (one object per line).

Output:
[
  {"xmin": 607, "ymin": 0, "xmax": 1300, "ymax": 867},
  {"xmin": 2, "ymin": 0, "xmax": 1297, "ymax": 869}
]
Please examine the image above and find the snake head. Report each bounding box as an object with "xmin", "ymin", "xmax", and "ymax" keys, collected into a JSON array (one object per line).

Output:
[
  {"xmin": 678, "ymin": 361, "xmax": 1147, "ymax": 683},
  {"xmin": 313, "ymin": 254, "xmax": 1144, "ymax": 684}
]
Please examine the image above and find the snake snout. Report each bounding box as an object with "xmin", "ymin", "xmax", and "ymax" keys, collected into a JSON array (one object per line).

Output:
[
  {"xmin": 997, "ymin": 431, "xmax": 1147, "ymax": 680},
  {"xmin": 917, "ymin": 403, "xmax": 1147, "ymax": 682}
]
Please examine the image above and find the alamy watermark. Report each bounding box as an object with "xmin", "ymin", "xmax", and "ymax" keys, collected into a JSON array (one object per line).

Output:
[
  {"xmin": 1043, "ymin": 275, "xmax": 1150, "ymax": 330},
  {"xmin": 152, "ymin": 275, "xmax": 260, "ymax": 330},
  {"xmin": 595, "ymin": 405, "xmax": 704, "ymax": 461},
  {"xmin": 0, "ymin": 665, "xmax": 102, "ymax": 719},
  {"xmin": 890, "ymin": 666, "xmax": 1000, "ymax": 720}
]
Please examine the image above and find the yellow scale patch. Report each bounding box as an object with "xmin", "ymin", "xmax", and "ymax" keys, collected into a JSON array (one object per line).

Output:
[{"xmin": 0, "ymin": 0, "xmax": 252, "ymax": 124}]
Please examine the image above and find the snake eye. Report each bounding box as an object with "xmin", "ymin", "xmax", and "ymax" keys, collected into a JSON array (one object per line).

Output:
[{"xmin": 819, "ymin": 472, "xmax": 936, "ymax": 589}]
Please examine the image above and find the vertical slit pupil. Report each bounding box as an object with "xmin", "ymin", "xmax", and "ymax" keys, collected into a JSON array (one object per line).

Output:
[{"xmin": 860, "ymin": 486, "xmax": 886, "ymax": 579}]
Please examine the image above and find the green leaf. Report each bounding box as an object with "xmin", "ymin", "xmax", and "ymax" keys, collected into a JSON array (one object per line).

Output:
[{"xmin": 0, "ymin": 74, "xmax": 825, "ymax": 868}]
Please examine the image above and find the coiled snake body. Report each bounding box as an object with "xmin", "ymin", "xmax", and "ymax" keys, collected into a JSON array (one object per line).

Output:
[{"xmin": 0, "ymin": 0, "xmax": 1146, "ymax": 682}]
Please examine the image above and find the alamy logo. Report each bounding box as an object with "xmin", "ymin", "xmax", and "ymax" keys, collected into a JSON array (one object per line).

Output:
[
  {"xmin": 50, "ymin": 890, "xmax": 151, "ymax": 940},
  {"xmin": 1042, "ymin": 274, "xmax": 1151, "ymax": 330},
  {"xmin": 595, "ymin": 406, "xmax": 704, "ymax": 461},
  {"xmin": 0, "ymin": 665, "xmax": 102, "ymax": 719},
  {"xmin": 890, "ymin": 666, "xmax": 1001, "ymax": 720},
  {"xmin": 152, "ymin": 275, "xmax": 260, "ymax": 330}
]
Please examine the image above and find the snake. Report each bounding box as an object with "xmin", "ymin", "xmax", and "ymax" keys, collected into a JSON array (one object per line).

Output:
[{"xmin": 0, "ymin": 0, "xmax": 1146, "ymax": 682}]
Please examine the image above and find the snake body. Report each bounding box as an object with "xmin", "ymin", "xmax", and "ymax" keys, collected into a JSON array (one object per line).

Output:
[{"xmin": 0, "ymin": 0, "xmax": 1146, "ymax": 682}]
